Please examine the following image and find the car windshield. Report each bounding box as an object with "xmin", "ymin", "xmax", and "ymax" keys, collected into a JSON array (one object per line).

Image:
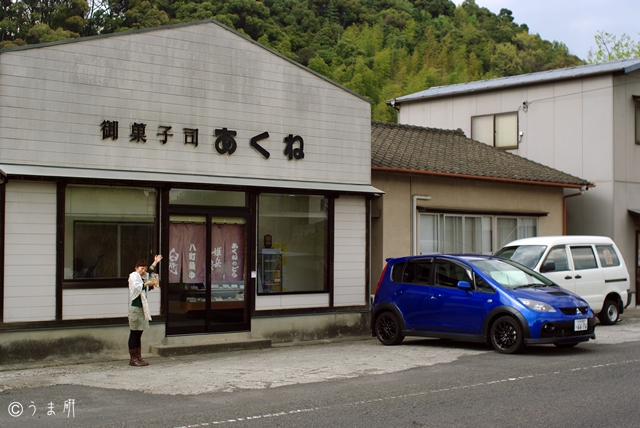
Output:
[
  {"xmin": 469, "ymin": 258, "xmax": 554, "ymax": 289},
  {"xmin": 494, "ymin": 245, "xmax": 547, "ymax": 269}
]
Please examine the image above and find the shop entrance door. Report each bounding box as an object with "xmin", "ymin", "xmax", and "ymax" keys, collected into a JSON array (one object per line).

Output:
[{"xmin": 166, "ymin": 212, "xmax": 249, "ymax": 335}]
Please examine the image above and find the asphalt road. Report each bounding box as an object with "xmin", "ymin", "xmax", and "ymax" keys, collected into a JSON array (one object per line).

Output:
[{"xmin": 1, "ymin": 316, "xmax": 640, "ymax": 427}]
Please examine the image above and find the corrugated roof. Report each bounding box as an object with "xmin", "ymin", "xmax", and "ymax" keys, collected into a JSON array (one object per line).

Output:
[
  {"xmin": 371, "ymin": 121, "xmax": 592, "ymax": 188},
  {"xmin": 391, "ymin": 58, "xmax": 640, "ymax": 104}
]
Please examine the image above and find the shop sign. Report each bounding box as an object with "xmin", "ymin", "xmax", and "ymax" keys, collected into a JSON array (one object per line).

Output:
[{"xmin": 100, "ymin": 120, "xmax": 304, "ymax": 160}]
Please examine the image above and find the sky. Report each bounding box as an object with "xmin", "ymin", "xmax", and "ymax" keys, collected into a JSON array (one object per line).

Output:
[{"xmin": 462, "ymin": 0, "xmax": 639, "ymax": 60}]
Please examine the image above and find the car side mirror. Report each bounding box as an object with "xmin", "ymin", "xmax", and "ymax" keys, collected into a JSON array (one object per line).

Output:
[
  {"xmin": 457, "ymin": 280, "xmax": 472, "ymax": 290},
  {"xmin": 541, "ymin": 261, "xmax": 556, "ymax": 273}
]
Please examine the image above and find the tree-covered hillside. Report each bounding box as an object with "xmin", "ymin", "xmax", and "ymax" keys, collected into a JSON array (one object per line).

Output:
[{"xmin": 0, "ymin": 0, "xmax": 583, "ymax": 121}]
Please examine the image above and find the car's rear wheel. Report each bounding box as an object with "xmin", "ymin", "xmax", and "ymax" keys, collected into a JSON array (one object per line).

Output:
[
  {"xmin": 598, "ymin": 299, "xmax": 619, "ymax": 325},
  {"xmin": 490, "ymin": 316, "xmax": 524, "ymax": 354},
  {"xmin": 374, "ymin": 311, "xmax": 405, "ymax": 346}
]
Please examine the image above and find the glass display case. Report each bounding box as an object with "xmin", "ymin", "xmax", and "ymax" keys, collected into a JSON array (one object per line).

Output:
[
  {"xmin": 180, "ymin": 282, "xmax": 245, "ymax": 313},
  {"xmin": 259, "ymin": 248, "xmax": 282, "ymax": 292}
]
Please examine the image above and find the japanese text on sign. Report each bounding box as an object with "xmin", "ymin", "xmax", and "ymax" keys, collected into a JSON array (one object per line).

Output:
[{"xmin": 100, "ymin": 121, "xmax": 304, "ymax": 160}]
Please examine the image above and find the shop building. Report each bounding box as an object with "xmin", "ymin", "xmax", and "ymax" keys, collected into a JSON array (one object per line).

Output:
[{"xmin": 0, "ymin": 21, "xmax": 380, "ymax": 362}]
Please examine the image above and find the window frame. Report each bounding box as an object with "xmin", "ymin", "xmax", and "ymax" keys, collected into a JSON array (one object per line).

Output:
[
  {"xmin": 634, "ymin": 95, "xmax": 640, "ymax": 145},
  {"xmin": 570, "ymin": 245, "xmax": 599, "ymax": 271},
  {"xmin": 471, "ymin": 111, "xmax": 519, "ymax": 150},
  {"xmin": 62, "ymin": 183, "xmax": 160, "ymax": 290},
  {"xmin": 418, "ymin": 212, "xmax": 539, "ymax": 255},
  {"xmin": 256, "ymin": 192, "xmax": 331, "ymax": 295}
]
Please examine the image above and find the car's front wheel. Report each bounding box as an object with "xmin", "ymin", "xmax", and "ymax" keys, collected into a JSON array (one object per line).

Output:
[
  {"xmin": 374, "ymin": 311, "xmax": 405, "ymax": 346},
  {"xmin": 598, "ymin": 299, "xmax": 619, "ymax": 325},
  {"xmin": 490, "ymin": 316, "xmax": 524, "ymax": 354}
]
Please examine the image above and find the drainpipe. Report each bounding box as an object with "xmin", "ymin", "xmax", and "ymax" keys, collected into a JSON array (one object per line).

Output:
[
  {"xmin": 412, "ymin": 195, "xmax": 431, "ymax": 255},
  {"xmin": 563, "ymin": 188, "xmax": 585, "ymax": 235}
]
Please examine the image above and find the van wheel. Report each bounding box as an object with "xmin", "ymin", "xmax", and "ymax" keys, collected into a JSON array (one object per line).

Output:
[
  {"xmin": 490, "ymin": 316, "xmax": 524, "ymax": 354},
  {"xmin": 374, "ymin": 312, "xmax": 405, "ymax": 346},
  {"xmin": 598, "ymin": 300, "xmax": 619, "ymax": 325}
]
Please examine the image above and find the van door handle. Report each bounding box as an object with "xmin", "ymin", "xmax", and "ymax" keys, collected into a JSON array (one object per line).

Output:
[
  {"xmin": 431, "ymin": 294, "xmax": 442, "ymax": 299},
  {"xmin": 564, "ymin": 276, "xmax": 572, "ymax": 280},
  {"xmin": 575, "ymin": 275, "xmax": 582, "ymax": 279}
]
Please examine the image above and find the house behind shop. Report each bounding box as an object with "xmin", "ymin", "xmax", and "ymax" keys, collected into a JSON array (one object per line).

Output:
[
  {"xmin": 387, "ymin": 59, "xmax": 640, "ymax": 305},
  {"xmin": 369, "ymin": 121, "xmax": 593, "ymax": 286}
]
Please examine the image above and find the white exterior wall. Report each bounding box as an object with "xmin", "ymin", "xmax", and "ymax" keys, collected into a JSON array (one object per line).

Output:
[
  {"xmin": 398, "ymin": 75, "xmax": 614, "ymax": 183},
  {"xmin": 0, "ymin": 22, "xmax": 371, "ymax": 186},
  {"xmin": 333, "ymin": 196, "xmax": 367, "ymax": 306},
  {"xmin": 612, "ymin": 72, "xmax": 640, "ymax": 289},
  {"xmin": 63, "ymin": 288, "xmax": 161, "ymax": 319},
  {"xmin": 3, "ymin": 181, "xmax": 57, "ymax": 322}
]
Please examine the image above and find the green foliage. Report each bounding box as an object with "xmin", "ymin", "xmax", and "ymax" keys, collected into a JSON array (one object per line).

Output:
[
  {"xmin": 0, "ymin": 0, "xmax": 584, "ymax": 122},
  {"xmin": 588, "ymin": 31, "xmax": 640, "ymax": 64}
]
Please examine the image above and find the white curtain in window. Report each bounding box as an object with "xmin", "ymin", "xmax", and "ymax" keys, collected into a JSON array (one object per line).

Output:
[
  {"xmin": 419, "ymin": 214, "xmax": 438, "ymax": 254},
  {"xmin": 482, "ymin": 216, "xmax": 493, "ymax": 254},
  {"xmin": 444, "ymin": 216, "xmax": 463, "ymax": 253},
  {"xmin": 518, "ymin": 217, "xmax": 537, "ymax": 239},
  {"xmin": 471, "ymin": 115, "xmax": 494, "ymax": 146},
  {"xmin": 464, "ymin": 216, "xmax": 482, "ymax": 253},
  {"xmin": 495, "ymin": 112, "xmax": 518, "ymax": 148},
  {"xmin": 497, "ymin": 218, "xmax": 518, "ymax": 248}
]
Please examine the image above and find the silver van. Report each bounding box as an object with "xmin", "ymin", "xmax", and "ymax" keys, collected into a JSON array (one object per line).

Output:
[{"xmin": 495, "ymin": 236, "xmax": 634, "ymax": 324}]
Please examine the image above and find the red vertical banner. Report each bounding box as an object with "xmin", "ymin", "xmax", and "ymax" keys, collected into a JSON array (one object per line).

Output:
[
  {"xmin": 168, "ymin": 223, "xmax": 184, "ymax": 283},
  {"xmin": 168, "ymin": 223, "xmax": 206, "ymax": 284},
  {"xmin": 210, "ymin": 224, "xmax": 245, "ymax": 283},
  {"xmin": 225, "ymin": 224, "xmax": 245, "ymax": 282},
  {"xmin": 211, "ymin": 224, "xmax": 225, "ymax": 283},
  {"xmin": 183, "ymin": 223, "xmax": 206, "ymax": 284}
]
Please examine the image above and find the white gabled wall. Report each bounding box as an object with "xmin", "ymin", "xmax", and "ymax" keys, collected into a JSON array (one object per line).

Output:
[
  {"xmin": 333, "ymin": 196, "xmax": 367, "ymax": 306},
  {"xmin": 0, "ymin": 22, "xmax": 371, "ymax": 187},
  {"xmin": 3, "ymin": 181, "xmax": 57, "ymax": 322}
]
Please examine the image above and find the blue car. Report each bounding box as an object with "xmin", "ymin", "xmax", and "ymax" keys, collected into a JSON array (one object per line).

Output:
[{"xmin": 371, "ymin": 254, "xmax": 596, "ymax": 354}]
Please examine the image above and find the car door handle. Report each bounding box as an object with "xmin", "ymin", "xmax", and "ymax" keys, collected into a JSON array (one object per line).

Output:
[
  {"xmin": 394, "ymin": 290, "xmax": 403, "ymax": 296},
  {"xmin": 564, "ymin": 276, "xmax": 573, "ymax": 280},
  {"xmin": 431, "ymin": 294, "xmax": 442, "ymax": 299},
  {"xmin": 575, "ymin": 275, "xmax": 582, "ymax": 279}
]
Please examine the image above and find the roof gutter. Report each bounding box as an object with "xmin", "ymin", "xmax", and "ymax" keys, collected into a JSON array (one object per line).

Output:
[{"xmin": 372, "ymin": 166, "xmax": 594, "ymax": 189}]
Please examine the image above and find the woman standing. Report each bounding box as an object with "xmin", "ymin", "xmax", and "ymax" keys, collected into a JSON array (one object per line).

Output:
[{"xmin": 128, "ymin": 254, "xmax": 162, "ymax": 366}]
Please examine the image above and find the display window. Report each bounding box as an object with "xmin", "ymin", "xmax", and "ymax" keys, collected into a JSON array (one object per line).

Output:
[
  {"xmin": 63, "ymin": 185, "xmax": 158, "ymax": 287},
  {"xmin": 258, "ymin": 193, "xmax": 329, "ymax": 294}
]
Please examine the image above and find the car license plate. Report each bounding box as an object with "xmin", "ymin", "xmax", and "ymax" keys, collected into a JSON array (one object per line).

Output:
[{"xmin": 574, "ymin": 319, "xmax": 588, "ymax": 331}]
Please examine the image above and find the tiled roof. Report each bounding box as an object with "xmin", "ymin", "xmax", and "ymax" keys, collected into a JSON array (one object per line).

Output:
[
  {"xmin": 392, "ymin": 58, "xmax": 640, "ymax": 104},
  {"xmin": 371, "ymin": 121, "xmax": 592, "ymax": 187}
]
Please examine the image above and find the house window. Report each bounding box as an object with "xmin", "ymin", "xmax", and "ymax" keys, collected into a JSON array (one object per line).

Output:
[
  {"xmin": 64, "ymin": 185, "xmax": 158, "ymax": 284},
  {"xmin": 471, "ymin": 112, "xmax": 518, "ymax": 149},
  {"xmin": 419, "ymin": 214, "xmax": 493, "ymax": 254},
  {"xmin": 634, "ymin": 96, "xmax": 640, "ymax": 145},
  {"xmin": 496, "ymin": 217, "xmax": 537, "ymax": 248},
  {"xmin": 258, "ymin": 193, "xmax": 329, "ymax": 294},
  {"xmin": 419, "ymin": 213, "xmax": 537, "ymax": 254}
]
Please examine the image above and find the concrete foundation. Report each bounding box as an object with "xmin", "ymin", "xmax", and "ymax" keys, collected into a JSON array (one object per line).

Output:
[{"xmin": 0, "ymin": 311, "xmax": 370, "ymax": 365}]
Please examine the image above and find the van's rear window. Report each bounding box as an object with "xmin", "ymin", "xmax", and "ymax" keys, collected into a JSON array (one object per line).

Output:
[{"xmin": 596, "ymin": 245, "xmax": 621, "ymax": 267}]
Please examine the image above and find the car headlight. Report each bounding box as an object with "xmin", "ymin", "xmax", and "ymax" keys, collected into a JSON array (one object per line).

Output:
[{"xmin": 518, "ymin": 298, "xmax": 556, "ymax": 312}]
